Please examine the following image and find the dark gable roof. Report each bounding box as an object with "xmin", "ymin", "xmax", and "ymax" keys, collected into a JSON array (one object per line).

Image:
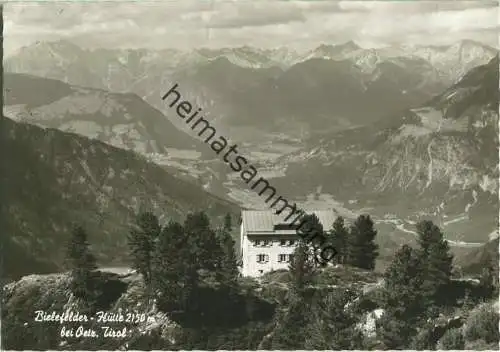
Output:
[{"xmin": 241, "ymin": 209, "xmax": 337, "ymax": 233}]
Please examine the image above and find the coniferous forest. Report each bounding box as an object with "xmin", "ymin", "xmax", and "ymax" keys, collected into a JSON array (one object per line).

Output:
[{"xmin": 3, "ymin": 210, "xmax": 499, "ymax": 350}]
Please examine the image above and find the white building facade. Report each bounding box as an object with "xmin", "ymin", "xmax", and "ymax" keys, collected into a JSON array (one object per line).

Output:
[{"xmin": 239, "ymin": 210, "xmax": 337, "ymax": 277}]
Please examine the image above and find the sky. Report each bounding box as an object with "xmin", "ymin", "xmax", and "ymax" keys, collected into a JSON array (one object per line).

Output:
[{"xmin": 3, "ymin": 0, "xmax": 499, "ymax": 56}]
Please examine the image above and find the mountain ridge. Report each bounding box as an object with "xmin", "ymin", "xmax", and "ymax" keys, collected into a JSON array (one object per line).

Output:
[
  {"xmin": 269, "ymin": 56, "xmax": 499, "ymax": 245},
  {"xmin": 1, "ymin": 115, "xmax": 240, "ymax": 280},
  {"xmin": 4, "ymin": 72, "xmax": 212, "ymax": 159},
  {"xmin": 5, "ymin": 39, "xmax": 496, "ymax": 139}
]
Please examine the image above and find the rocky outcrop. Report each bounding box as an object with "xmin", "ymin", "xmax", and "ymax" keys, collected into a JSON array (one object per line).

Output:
[{"xmin": 1, "ymin": 270, "xmax": 276, "ymax": 350}]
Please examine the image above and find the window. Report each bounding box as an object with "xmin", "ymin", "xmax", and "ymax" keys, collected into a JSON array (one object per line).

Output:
[
  {"xmin": 280, "ymin": 239, "xmax": 287, "ymax": 246},
  {"xmin": 279, "ymin": 254, "xmax": 294, "ymax": 263},
  {"xmin": 254, "ymin": 239, "xmax": 270, "ymax": 246},
  {"xmin": 257, "ymin": 254, "xmax": 268, "ymax": 263}
]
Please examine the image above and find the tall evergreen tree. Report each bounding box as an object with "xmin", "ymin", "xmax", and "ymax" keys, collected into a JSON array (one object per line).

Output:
[
  {"xmin": 297, "ymin": 213, "xmax": 328, "ymax": 266},
  {"xmin": 223, "ymin": 213, "xmax": 232, "ymax": 233},
  {"xmin": 289, "ymin": 239, "xmax": 316, "ymax": 293},
  {"xmin": 271, "ymin": 214, "xmax": 322, "ymax": 348},
  {"xmin": 382, "ymin": 245, "xmax": 425, "ymax": 315},
  {"xmin": 415, "ymin": 221, "xmax": 453, "ymax": 305},
  {"xmin": 377, "ymin": 244, "xmax": 425, "ymax": 349},
  {"xmin": 346, "ymin": 215, "xmax": 378, "ymax": 270},
  {"xmin": 66, "ymin": 225, "xmax": 98, "ymax": 302},
  {"xmin": 216, "ymin": 226, "xmax": 240, "ymax": 289},
  {"xmin": 128, "ymin": 212, "xmax": 161, "ymax": 306},
  {"xmin": 297, "ymin": 213, "xmax": 324, "ymax": 247},
  {"xmin": 479, "ymin": 255, "xmax": 497, "ymax": 299},
  {"xmin": 152, "ymin": 220, "xmax": 193, "ymax": 312},
  {"xmin": 182, "ymin": 212, "xmax": 225, "ymax": 313},
  {"xmin": 330, "ymin": 216, "xmax": 348, "ymax": 264},
  {"xmin": 417, "ymin": 220, "xmax": 444, "ymax": 254},
  {"xmin": 184, "ymin": 211, "xmax": 224, "ymax": 272}
]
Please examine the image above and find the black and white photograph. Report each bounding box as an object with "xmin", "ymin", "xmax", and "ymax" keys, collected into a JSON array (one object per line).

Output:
[{"xmin": 1, "ymin": 0, "xmax": 499, "ymax": 350}]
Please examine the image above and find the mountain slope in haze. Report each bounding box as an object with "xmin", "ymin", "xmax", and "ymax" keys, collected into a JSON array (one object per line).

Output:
[
  {"xmin": 403, "ymin": 40, "xmax": 499, "ymax": 83},
  {"xmin": 0, "ymin": 116, "xmax": 240, "ymax": 281},
  {"xmin": 272, "ymin": 56, "xmax": 499, "ymax": 243},
  {"xmin": 7, "ymin": 39, "xmax": 494, "ymax": 83},
  {"xmin": 302, "ymin": 39, "xmax": 498, "ymax": 83},
  {"xmin": 3, "ymin": 73, "xmax": 211, "ymax": 158},
  {"xmin": 5, "ymin": 40, "xmax": 487, "ymax": 139},
  {"xmin": 171, "ymin": 55, "xmax": 445, "ymax": 135}
]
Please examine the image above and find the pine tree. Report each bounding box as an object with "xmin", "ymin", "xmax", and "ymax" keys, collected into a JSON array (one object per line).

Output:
[
  {"xmin": 289, "ymin": 239, "xmax": 316, "ymax": 293},
  {"xmin": 415, "ymin": 221, "xmax": 453, "ymax": 305},
  {"xmin": 330, "ymin": 216, "xmax": 348, "ymax": 264},
  {"xmin": 417, "ymin": 220, "xmax": 443, "ymax": 254},
  {"xmin": 183, "ymin": 212, "xmax": 225, "ymax": 313},
  {"xmin": 479, "ymin": 255, "xmax": 497, "ymax": 299},
  {"xmin": 184, "ymin": 211, "xmax": 224, "ymax": 272},
  {"xmin": 297, "ymin": 213, "xmax": 328, "ymax": 266},
  {"xmin": 216, "ymin": 226, "xmax": 240, "ymax": 289},
  {"xmin": 382, "ymin": 245, "xmax": 425, "ymax": 316},
  {"xmin": 66, "ymin": 225, "xmax": 98, "ymax": 303},
  {"xmin": 271, "ymin": 215, "xmax": 321, "ymax": 348},
  {"xmin": 128, "ymin": 212, "xmax": 161, "ymax": 306},
  {"xmin": 297, "ymin": 213, "xmax": 324, "ymax": 247},
  {"xmin": 377, "ymin": 244, "xmax": 425, "ymax": 349},
  {"xmin": 346, "ymin": 215, "xmax": 378, "ymax": 270},
  {"xmin": 223, "ymin": 213, "xmax": 232, "ymax": 233},
  {"xmin": 216, "ymin": 213, "xmax": 239, "ymax": 284},
  {"xmin": 152, "ymin": 220, "xmax": 193, "ymax": 312}
]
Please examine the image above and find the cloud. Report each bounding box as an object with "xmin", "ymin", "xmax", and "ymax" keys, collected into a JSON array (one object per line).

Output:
[
  {"xmin": 293, "ymin": 1, "xmax": 368, "ymax": 13},
  {"xmin": 205, "ymin": 0, "xmax": 372, "ymax": 28},
  {"xmin": 338, "ymin": 0, "xmax": 498, "ymax": 13},
  {"xmin": 207, "ymin": 6, "xmax": 306, "ymax": 28},
  {"xmin": 3, "ymin": 0, "xmax": 499, "ymax": 55}
]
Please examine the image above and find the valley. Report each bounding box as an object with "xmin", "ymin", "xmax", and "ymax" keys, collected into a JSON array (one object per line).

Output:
[{"xmin": 3, "ymin": 39, "xmax": 498, "ymax": 276}]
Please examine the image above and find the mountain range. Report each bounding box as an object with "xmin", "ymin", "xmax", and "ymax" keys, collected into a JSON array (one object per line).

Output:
[
  {"xmin": 5, "ymin": 39, "xmax": 497, "ymax": 140},
  {"xmin": 6, "ymin": 39, "xmax": 495, "ymax": 82}
]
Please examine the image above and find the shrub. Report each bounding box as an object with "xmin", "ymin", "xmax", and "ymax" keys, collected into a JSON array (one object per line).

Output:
[
  {"xmin": 261, "ymin": 269, "xmax": 290, "ymax": 285},
  {"xmin": 239, "ymin": 277, "xmax": 259, "ymax": 291},
  {"xmin": 463, "ymin": 305, "xmax": 499, "ymax": 343},
  {"xmin": 260, "ymin": 283, "xmax": 288, "ymax": 305},
  {"xmin": 437, "ymin": 328, "xmax": 465, "ymax": 350},
  {"xmin": 465, "ymin": 338, "xmax": 500, "ymax": 350}
]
